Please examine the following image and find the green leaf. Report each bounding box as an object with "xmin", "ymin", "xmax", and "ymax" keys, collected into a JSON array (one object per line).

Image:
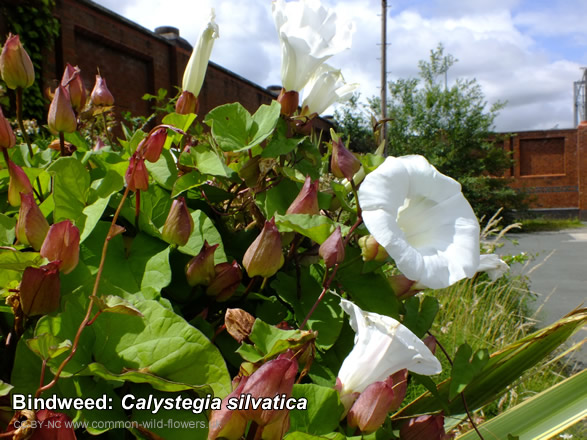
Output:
[
  {"xmin": 402, "ymin": 296, "xmax": 439, "ymax": 338},
  {"xmin": 64, "ymin": 131, "xmax": 90, "ymax": 151},
  {"xmin": 0, "ymin": 213, "xmax": 16, "ymax": 246},
  {"xmin": 456, "ymin": 370, "xmax": 587, "ymax": 440},
  {"xmin": 47, "ymin": 156, "xmax": 90, "ymax": 222},
  {"xmin": 274, "ymin": 213, "xmax": 348, "ymax": 244},
  {"xmin": 91, "ymin": 295, "xmax": 143, "ymax": 317},
  {"xmin": 0, "ymin": 380, "xmax": 13, "ymax": 397},
  {"xmin": 0, "ymin": 249, "xmax": 44, "ymax": 287},
  {"xmin": 171, "ymin": 171, "xmax": 206, "ymax": 197},
  {"xmin": 26, "ymin": 333, "xmax": 72, "ymax": 360},
  {"xmin": 204, "ymin": 101, "xmax": 280, "ymax": 152},
  {"xmin": 145, "ymin": 148, "xmax": 178, "ymax": 190},
  {"xmin": 189, "ymin": 144, "xmax": 232, "ymax": 177},
  {"xmin": 394, "ymin": 309, "xmax": 587, "ymax": 418},
  {"xmin": 177, "ymin": 210, "xmax": 227, "ymax": 263},
  {"xmin": 262, "ymin": 118, "xmax": 305, "ymax": 158},
  {"xmin": 289, "ymin": 384, "xmax": 345, "ymax": 435},
  {"xmin": 162, "ymin": 112, "xmax": 197, "ymax": 132},
  {"xmin": 449, "ymin": 344, "xmax": 489, "ymax": 399}
]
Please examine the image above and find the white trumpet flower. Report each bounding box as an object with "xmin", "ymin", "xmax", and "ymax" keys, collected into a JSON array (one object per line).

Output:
[
  {"xmin": 182, "ymin": 10, "xmax": 219, "ymax": 97},
  {"xmin": 358, "ymin": 155, "xmax": 480, "ymax": 289},
  {"xmin": 337, "ymin": 299, "xmax": 441, "ymax": 395},
  {"xmin": 477, "ymin": 253, "xmax": 509, "ymax": 281},
  {"xmin": 272, "ymin": 0, "xmax": 354, "ymax": 92},
  {"xmin": 302, "ymin": 64, "xmax": 358, "ymax": 115}
]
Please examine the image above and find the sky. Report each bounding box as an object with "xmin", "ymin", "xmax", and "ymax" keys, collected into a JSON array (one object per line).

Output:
[{"xmin": 91, "ymin": 0, "xmax": 587, "ymax": 132}]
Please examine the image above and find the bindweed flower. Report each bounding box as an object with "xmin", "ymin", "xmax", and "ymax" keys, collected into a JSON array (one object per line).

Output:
[
  {"xmin": 125, "ymin": 155, "xmax": 149, "ymax": 191},
  {"xmin": 302, "ymin": 64, "xmax": 358, "ymax": 116},
  {"xmin": 331, "ymin": 138, "xmax": 361, "ymax": 181},
  {"xmin": 161, "ymin": 197, "xmax": 194, "ymax": 246},
  {"xmin": 477, "ymin": 253, "xmax": 509, "ymax": 281},
  {"xmin": 242, "ymin": 217, "xmax": 284, "ymax": 278},
  {"xmin": 7, "ymin": 159, "xmax": 33, "ymax": 207},
  {"xmin": 0, "ymin": 105, "xmax": 15, "ymax": 149},
  {"xmin": 91, "ymin": 74, "xmax": 114, "ymax": 106},
  {"xmin": 48, "ymin": 85, "xmax": 77, "ymax": 133},
  {"xmin": 319, "ymin": 226, "xmax": 345, "ymax": 268},
  {"xmin": 286, "ymin": 176, "xmax": 319, "ymax": 215},
  {"xmin": 19, "ymin": 262, "xmax": 61, "ymax": 317},
  {"xmin": 208, "ymin": 376, "xmax": 248, "ymax": 440},
  {"xmin": 347, "ymin": 376, "xmax": 395, "ymax": 434},
  {"xmin": 182, "ymin": 10, "xmax": 218, "ymax": 97},
  {"xmin": 358, "ymin": 155, "xmax": 480, "ymax": 289},
  {"xmin": 61, "ymin": 63, "xmax": 86, "ymax": 111},
  {"xmin": 0, "ymin": 34, "xmax": 35, "ymax": 89},
  {"xmin": 272, "ymin": 0, "xmax": 354, "ymax": 92},
  {"xmin": 337, "ymin": 298, "xmax": 441, "ymax": 396},
  {"xmin": 400, "ymin": 414, "xmax": 451, "ymax": 440},
  {"xmin": 140, "ymin": 127, "xmax": 167, "ymax": 163},
  {"xmin": 40, "ymin": 220, "xmax": 80, "ymax": 274},
  {"xmin": 358, "ymin": 235, "xmax": 388, "ymax": 262},
  {"xmin": 16, "ymin": 192, "xmax": 49, "ymax": 251},
  {"xmin": 185, "ymin": 241, "xmax": 218, "ymax": 286},
  {"xmin": 175, "ymin": 90, "xmax": 199, "ymax": 115},
  {"xmin": 239, "ymin": 353, "xmax": 298, "ymax": 426},
  {"xmin": 207, "ymin": 261, "xmax": 242, "ymax": 301}
]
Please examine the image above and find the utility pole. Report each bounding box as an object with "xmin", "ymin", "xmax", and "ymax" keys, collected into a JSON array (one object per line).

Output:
[{"xmin": 381, "ymin": 0, "xmax": 388, "ymax": 155}]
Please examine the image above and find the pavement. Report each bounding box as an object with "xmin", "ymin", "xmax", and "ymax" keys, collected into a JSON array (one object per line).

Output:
[{"xmin": 497, "ymin": 226, "xmax": 587, "ymax": 368}]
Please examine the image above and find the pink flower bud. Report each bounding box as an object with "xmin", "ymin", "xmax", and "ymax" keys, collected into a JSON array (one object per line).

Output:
[
  {"xmin": 0, "ymin": 34, "xmax": 34, "ymax": 90},
  {"xmin": 61, "ymin": 63, "xmax": 86, "ymax": 112},
  {"xmin": 242, "ymin": 218, "xmax": 284, "ymax": 278},
  {"xmin": 423, "ymin": 335, "xmax": 437, "ymax": 355},
  {"xmin": 48, "ymin": 85, "xmax": 77, "ymax": 133},
  {"xmin": 125, "ymin": 155, "xmax": 149, "ymax": 191},
  {"xmin": 186, "ymin": 241, "xmax": 218, "ymax": 286},
  {"xmin": 389, "ymin": 274, "xmax": 421, "ymax": 301},
  {"xmin": 239, "ymin": 354, "xmax": 298, "ymax": 426},
  {"xmin": 331, "ymin": 138, "xmax": 361, "ymax": 181},
  {"xmin": 0, "ymin": 105, "xmax": 15, "ymax": 149},
  {"xmin": 388, "ymin": 369, "xmax": 408, "ymax": 412},
  {"xmin": 208, "ymin": 376, "xmax": 248, "ymax": 440},
  {"xmin": 260, "ymin": 410, "xmax": 290, "ymax": 440},
  {"xmin": 161, "ymin": 197, "xmax": 194, "ymax": 246},
  {"xmin": 40, "ymin": 220, "xmax": 80, "ymax": 274},
  {"xmin": 175, "ymin": 90, "xmax": 199, "ymax": 115},
  {"xmin": 319, "ymin": 226, "xmax": 345, "ymax": 268},
  {"xmin": 206, "ymin": 261, "xmax": 242, "ymax": 302},
  {"xmin": 347, "ymin": 376, "xmax": 395, "ymax": 434},
  {"xmin": 286, "ymin": 176, "xmax": 320, "ymax": 215},
  {"xmin": 400, "ymin": 414, "xmax": 450, "ymax": 440},
  {"xmin": 90, "ymin": 74, "xmax": 114, "ymax": 106},
  {"xmin": 16, "ymin": 192, "xmax": 49, "ymax": 251},
  {"xmin": 19, "ymin": 262, "xmax": 61, "ymax": 316},
  {"xmin": 32, "ymin": 409, "xmax": 77, "ymax": 440},
  {"xmin": 277, "ymin": 89, "xmax": 299, "ymax": 117},
  {"xmin": 140, "ymin": 127, "xmax": 167, "ymax": 163},
  {"xmin": 7, "ymin": 160, "xmax": 33, "ymax": 207},
  {"xmin": 358, "ymin": 235, "xmax": 388, "ymax": 262}
]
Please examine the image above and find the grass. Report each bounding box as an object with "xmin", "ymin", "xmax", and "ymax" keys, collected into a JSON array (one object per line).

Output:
[{"xmin": 517, "ymin": 217, "xmax": 584, "ymax": 233}]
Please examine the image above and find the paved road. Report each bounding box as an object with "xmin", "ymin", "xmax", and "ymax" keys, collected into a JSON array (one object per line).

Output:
[{"xmin": 497, "ymin": 227, "xmax": 587, "ymax": 368}]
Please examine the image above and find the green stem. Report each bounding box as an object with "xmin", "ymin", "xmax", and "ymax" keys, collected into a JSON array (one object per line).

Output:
[
  {"xmin": 101, "ymin": 112, "xmax": 112, "ymax": 145},
  {"xmin": 300, "ymin": 264, "xmax": 339, "ymax": 329},
  {"xmin": 15, "ymin": 88, "xmax": 33, "ymax": 158},
  {"xmin": 58, "ymin": 131, "xmax": 65, "ymax": 157}
]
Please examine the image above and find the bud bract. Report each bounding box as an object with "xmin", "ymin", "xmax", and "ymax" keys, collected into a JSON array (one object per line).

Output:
[
  {"xmin": 242, "ymin": 217, "xmax": 284, "ymax": 278},
  {"xmin": 175, "ymin": 90, "xmax": 199, "ymax": 115},
  {"xmin": 61, "ymin": 63, "xmax": 86, "ymax": 111},
  {"xmin": 400, "ymin": 414, "xmax": 450, "ymax": 440},
  {"xmin": 389, "ymin": 274, "xmax": 420, "ymax": 300},
  {"xmin": 261, "ymin": 410, "xmax": 290, "ymax": 440},
  {"xmin": 207, "ymin": 376, "xmax": 248, "ymax": 440},
  {"xmin": 319, "ymin": 226, "xmax": 345, "ymax": 268},
  {"xmin": 16, "ymin": 192, "xmax": 49, "ymax": 251},
  {"xmin": 19, "ymin": 262, "xmax": 61, "ymax": 316},
  {"xmin": 161, "ymin": 197, "xmax": 194, "ymax": 246},
  {"xmin": 0, "ymin": 34, "xmax": 35, "ymax": 89},
  {"xmin": 32, "ymin": 409, "xmax": 77, "ymax": 440},
  {"xmin": 240, "ymin": 354, "xmax": 298, "ymax": 426},
  {"xmin": 277, "ymin": 88, "xmax": 299, "ymax": 117},
  {"xmin": 347, "ymin": 376, "xmax": 395, "ymax": 434},
  {"xmin": 182, "ymin": 10, "xmax": 218, "ymax": 97},
  {"xmin": 40, "ymin": 220, "xmax": 80, "ymax": 274},
  {"xmin": 331, "ymin": 138, "xmax": 361, "ymax": 181},
  {"xmin": 125, "ymin": 155, "xmax": 149, "ymax": 191},
  {"xmin": 206, "ymin": 261, "xmax": 242, "ymax": 302},
  {"xmin": 286, "ymin": 176, "xmax": 319, "ymax": 215},
  {"xmin": 141, "ymin": 127, "xmax": 167, "ymax": 163},
  {"xmin": 7, "ymin": 160, "xmax": 33, "ymax": 207},
  {"xmin": 358, "ymin": 235, "xmax": 388, "ymax": 262},
  {"xmin": 0, "ymin": 105, "xmax": 16, "ymax": 149},
  {"xmin": 91, "ymin": 74, "xmax": 114, "ymax": 106},
  {"xmin": 48, "ymin": 85, "xmax": 77, "ymax": 133},
  {"xmin": 185, "ymin": 240, "xmax": 218, "ymax": 286}
]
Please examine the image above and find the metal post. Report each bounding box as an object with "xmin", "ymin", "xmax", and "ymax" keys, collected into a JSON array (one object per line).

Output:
[{"xmin": 381, "ymin": 0, "xmax": 388, "ymax": 155}]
